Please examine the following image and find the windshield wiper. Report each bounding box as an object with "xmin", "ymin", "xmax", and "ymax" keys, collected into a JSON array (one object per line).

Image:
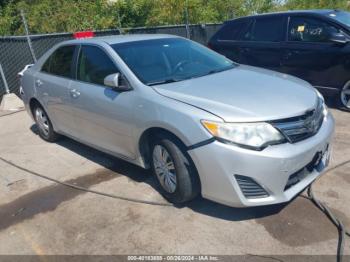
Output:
[
  {"xmin": 147, "ymin": 65, "xmax": 235, "ymax": 86},
  {"xmin": 147, "ymin": 78, "xmax": 181, "ymax": 86}
]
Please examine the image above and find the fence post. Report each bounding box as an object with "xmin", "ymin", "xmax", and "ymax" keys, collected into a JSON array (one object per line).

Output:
[
  {"xmin": 185, "ymin": 0, "xmax": 191, "ymax": 39},
  {"xmin": 0, "ymin": 63, "xmax": 10, "ymax": 94},
  {"xmin": 117, "ymin": 9, "xmax": 124, "ymax": 34},
  {"xmin": 20, "ymin": 9, "xmax": 37, "ymax": 63}
]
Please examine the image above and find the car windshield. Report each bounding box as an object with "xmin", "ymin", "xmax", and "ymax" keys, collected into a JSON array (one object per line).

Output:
[
  {"xmin": 327, "ymin": 11, "xmax": 350, "ymax": 27},
  {"xmin": 112, "ymin": 38, "xmax": 235, "ymax": 86}
]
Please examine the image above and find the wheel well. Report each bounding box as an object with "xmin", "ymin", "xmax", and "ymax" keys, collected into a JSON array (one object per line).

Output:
[
  {"xmin": 138, "ymin": 128, "xmax": 188, "ymax": 168},
  {"xmin": 29, "ymin": 98, "xmax": 41, "ymax": 117},
  {"xmin": 139, "ymin": 127, "xmax": 202, "ymax": 194},
  {"xmin": 139, "ymin": 127, "xmax": 201, "ymax": 190}
]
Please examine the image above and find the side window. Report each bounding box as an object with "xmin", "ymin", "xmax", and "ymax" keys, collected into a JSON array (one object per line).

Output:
[
  {"xmin": 289, "ymin": 17, "xmax": 340, "ymax": 42},
  {"xmin": 241, "ymin": 16, "xmax": 285, "ymax": 42},
  {"xmin": 42, "ymin": 46, "xmax": 75, "ymax": 77},
  {"xmin": 41, "ymin": 57, "xmax": 51, "ymax": 73},
  {"xmin": 216, "ymin": 20, "xmax": 250, "ymax": 41},
  {"xmin": 78, "ymin": 46, "xmax": 119, "ymax": 86}
]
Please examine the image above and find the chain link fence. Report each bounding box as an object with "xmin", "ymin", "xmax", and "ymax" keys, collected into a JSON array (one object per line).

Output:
[
  {"xmin": 0, "ymin": 29, "xmax": 121, "ymax": 100},
  {"xmin": 127, "ymin": 23, "xmax": 221, "ymax": 45},
  {"xmin": 0, "ymin": 24, "xmax": 221, "ymax": 101}
]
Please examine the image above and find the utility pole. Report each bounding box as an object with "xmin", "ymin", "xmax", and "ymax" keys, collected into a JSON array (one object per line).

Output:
[
  {"xmin": 0, "ymin": 64, "xmax": 10, "ymax": 95},
  {"xmin": 185, "ymin": 0, "xmax": 191, "ymax": 39},
  {"xmin": 117, "ymin": 9, "xmax": 123, "ymax": 34},
  {"xmin": 20, "ymin": 9, "xmax": 37, "ymax": 63}
]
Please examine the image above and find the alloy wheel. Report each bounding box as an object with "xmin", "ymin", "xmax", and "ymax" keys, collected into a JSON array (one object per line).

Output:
[
  {"xmin": 152, "ymin": 145, "xmax": 177, "ymax": 193},
  {"xmin": 341, "ymin": 84, "xmax": 350, "ymax": 109},
  {"xmin": 35, "ymin": 107, "xmax": 50, "ymax": 136}
]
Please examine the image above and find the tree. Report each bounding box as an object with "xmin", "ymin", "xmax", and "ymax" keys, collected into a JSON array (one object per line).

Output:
[
  {"xmin": 1, "ymin": 0, "xmax": 350, "ymax": 36},
  {"xmin": 283, "ymin": 0, "xmax": 350, "ymax": 10}
]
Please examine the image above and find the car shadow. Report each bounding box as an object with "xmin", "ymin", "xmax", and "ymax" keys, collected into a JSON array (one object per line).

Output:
[
  {"xmin": 30, "ymin": 124, "xmax": 288, "ymax": 222},
  {"xmin": 30, "ymin": 124, "xmax": 157, "ymax": 185}
]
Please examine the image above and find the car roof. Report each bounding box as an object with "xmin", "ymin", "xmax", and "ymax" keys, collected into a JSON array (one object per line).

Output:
[
  {"xmin": 226, "ymin": 9, "xmax": 344, "ymax": 22},
  {"xmin": 61, "ymin": 34, "xmax": 181, "ymax": 46}
]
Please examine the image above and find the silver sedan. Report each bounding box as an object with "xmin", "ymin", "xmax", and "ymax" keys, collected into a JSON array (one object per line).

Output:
[{"xmin": 20, "ymin": 34, "xmax": 334, "ymax": 207}]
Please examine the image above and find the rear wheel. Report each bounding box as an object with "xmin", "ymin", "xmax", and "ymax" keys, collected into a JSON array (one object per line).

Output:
[
  {"xmin": 151, "ymin": 134, "xmax": 200, "ymax": 204},
  {"xmin": 339, "ymin": 82, "xmax": 350, "ymax": 111},
  {"xmin": 33, "ymin": 105, "xmax": 60, "ymax": 142}
]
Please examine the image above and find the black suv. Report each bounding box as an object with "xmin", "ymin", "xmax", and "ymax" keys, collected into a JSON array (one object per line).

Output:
[{"xmin": 209, "ymin": 9, "xmax": 350, "ymax": 110}]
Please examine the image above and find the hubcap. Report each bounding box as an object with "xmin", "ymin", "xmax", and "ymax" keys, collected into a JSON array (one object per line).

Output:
[
  {"xmin": 35, "ymin": 107, "xmax": 50, "ymax": 136},
  {"xmin": 341, "ymin": 84, "xmax": 350, "ymax": 109},
  {"xmin": 152, "ymin": 145, "xmax": 177, "ymax": 193}
]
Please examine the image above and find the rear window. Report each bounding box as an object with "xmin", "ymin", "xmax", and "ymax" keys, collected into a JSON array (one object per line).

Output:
[
  {"xmin": 241, "ymin": 16, "xmax": 285, "ymax": 42},
  {"xmin": 41, "ymin": 45, "xmax": 75, "ymax": 78},
  {"xmin": 216, "ymin": 20, "xmax": 251, "ymax": 41}
]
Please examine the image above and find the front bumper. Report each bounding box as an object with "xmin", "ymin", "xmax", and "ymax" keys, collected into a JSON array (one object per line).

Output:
[{"xmin": 188, "ymin": 112, "xmax": 335, "ymax": 207}]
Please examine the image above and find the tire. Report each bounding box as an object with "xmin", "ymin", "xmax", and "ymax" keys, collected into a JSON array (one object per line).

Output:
[
  {"xmin": 33, "ymin": 104, "xmax": 60, "ymax": 142},
  {"xmin": 338, "ymin": 81, "xmax": 350, "ymax": 111},
  {"xmin": 151, "ymin": 134, "xmax": 200, "ymax": 204}
]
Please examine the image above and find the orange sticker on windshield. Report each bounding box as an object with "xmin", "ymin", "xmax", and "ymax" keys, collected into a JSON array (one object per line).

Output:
[{"xmin": 297, "ymin": 25, "xmax": 305, "ymax": 32}]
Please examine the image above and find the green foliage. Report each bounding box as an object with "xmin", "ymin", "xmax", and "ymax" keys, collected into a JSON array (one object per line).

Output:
[
  {"xmin": 282, "ymin": 0, "xmax": 349, "ymax": 10},
  {"xmin": 0, "ymin": 0, "xmax": 349, "ymax": 36}
]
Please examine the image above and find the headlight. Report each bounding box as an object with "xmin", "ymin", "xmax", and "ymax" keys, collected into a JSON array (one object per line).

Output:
[
  {"xmin": 201, "ymin": 120, "xmax": 286, "ymax": 150},
  {"xmin": 315, "ymin": 90, "xmax": 328, "ymax": 116}
]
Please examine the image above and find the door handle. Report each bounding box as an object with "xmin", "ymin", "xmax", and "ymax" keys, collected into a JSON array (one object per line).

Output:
[
  {"xmin": 35, "ymin": 79, "xmax": 43, "ymax": 87},
  {"xmin": 284, "ymin": 51, "xmax": 293, "ymax": 60},
  {"xmin": 70, "ymin": 89, "xmax": 80, "ymax": 98},
  {"xmin": 283, "ymin": 52, "xmax": 291, "ymax": 60}
]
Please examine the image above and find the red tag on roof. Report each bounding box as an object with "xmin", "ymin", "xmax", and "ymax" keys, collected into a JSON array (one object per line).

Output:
[{"xmin": 73, "ymin": 31, "xmax": 95, "ymax": 39}]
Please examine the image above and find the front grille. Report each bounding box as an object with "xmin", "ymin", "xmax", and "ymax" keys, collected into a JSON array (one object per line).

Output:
[
  {"xmin": 284, "ymin": 149, "xmax": 326, "ymax": 191},
  {"xmin": 271, "ymin": 99, "xmax": 324, "ymax": 143},
  {"xmin": 235, "ymin": 175, "xmax": 269, "ymax": 199},
  {"xmin": 284, "ymin": 167, "xmax": 310, "ymax": 191}
]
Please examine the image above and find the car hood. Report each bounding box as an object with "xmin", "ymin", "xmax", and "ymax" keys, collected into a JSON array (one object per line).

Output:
[{"xmin": 153, "ymin": 65, "xmax": 318, "ymax": 122}]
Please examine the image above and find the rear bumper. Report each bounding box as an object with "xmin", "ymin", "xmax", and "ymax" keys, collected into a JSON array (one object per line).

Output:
[
  {"xmin": 20, "ymin": 89, "xmax": 34, "ymax": 121},
  {"xmin": 188, "ymin": 112, "xmax": 335, "ymax": 207}
]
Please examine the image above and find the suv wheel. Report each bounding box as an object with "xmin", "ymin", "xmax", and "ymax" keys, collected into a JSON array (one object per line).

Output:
[
  {"xmin": 151, "ymin": 134, "xmax": 200, "ymax": 204},
  {"xmin": 339, "ymin": 82, "xmax": 350, "ymax": 111},
  {"xmin": 33, "ymin": 105, "xmax": 60, "ymax": 142}
]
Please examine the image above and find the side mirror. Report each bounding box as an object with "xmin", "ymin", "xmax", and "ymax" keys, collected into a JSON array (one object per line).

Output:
[
  {"xmin": 329, "ymin": 32, "xmax": 348, "ymax": 45},
  {"xmin": 103, "ymin": 73, "xmax": 131, "ymax": 91}
]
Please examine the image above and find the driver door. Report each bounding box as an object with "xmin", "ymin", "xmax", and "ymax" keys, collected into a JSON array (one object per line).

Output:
[{"xmin": 69, "ymin": 45, "xmax": 136, "ymax": 159}]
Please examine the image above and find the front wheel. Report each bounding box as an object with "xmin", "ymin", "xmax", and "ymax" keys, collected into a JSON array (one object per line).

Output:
[
  {"xmin": 151, "ymin": 134, "xmax": 200, "ymax": 204},
  {"xmin": 339, "ymin": 82, "xmax": 350, "ymax": 111}
]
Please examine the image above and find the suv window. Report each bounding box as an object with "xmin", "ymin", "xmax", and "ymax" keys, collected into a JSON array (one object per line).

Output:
[
  {"xmin": 216, "ymin": 20, "xmax": 250, "ymax": 41},
  {"xmin": 241, "ymin": 16, "xmax": 285, "ymax": 42},
  {"xmin": 289, "ymin": 17, "xmax": 341, "ymax": 42},
  {"xmin": 41, "ymin": 46, "xmax": 75, "ymax": 78},
  {"xmin": 77, "ymin": 45, "xmax": 119, "ymax": 86}
]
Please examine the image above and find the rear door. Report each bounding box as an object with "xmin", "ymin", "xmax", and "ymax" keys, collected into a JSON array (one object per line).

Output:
[
  {"xmin": 34, "ymin": 45, "xmax": 78, "ymax": 135},
  {"xmin": 280, "ymin": 15, "xmax": 347, "ymax": 89},
  {"xmin": 237, "ymin": 15, "xmax": 287, "ymax": 71},
  {"xmin": 209, "ymin": 18, "xmax": 252, "ymax": 62},
  {"xmin": 69, "ymin": 44, "xmax": 136, "ymax": 159}
]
